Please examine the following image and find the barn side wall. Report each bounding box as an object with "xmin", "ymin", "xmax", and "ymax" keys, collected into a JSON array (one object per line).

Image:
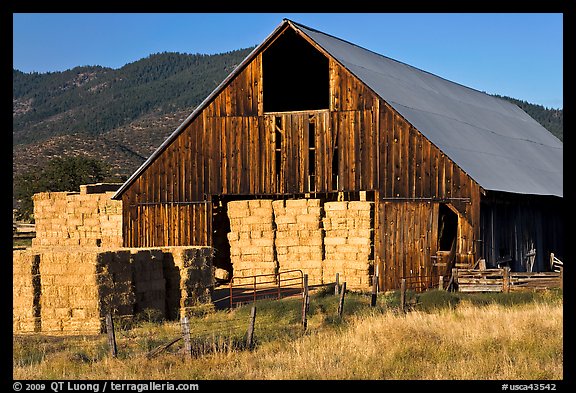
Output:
[{"xmin": 117, "ymin": 32, "xmax": 483, "ymax": 292}]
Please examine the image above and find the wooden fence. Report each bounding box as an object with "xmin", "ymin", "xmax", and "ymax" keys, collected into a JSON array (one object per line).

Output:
[{"xmin": 454, "ymin": 268, "xmax": 563, "ymax": 293}]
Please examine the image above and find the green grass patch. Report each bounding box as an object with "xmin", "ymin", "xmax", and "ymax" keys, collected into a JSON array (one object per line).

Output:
[
  {"xmin": 415, "ymin": 288, "xmax": 562, "ymax": 312},
  {"xmin": 13, "ymin": 237, "xmax": 32, "ymax": 248}
]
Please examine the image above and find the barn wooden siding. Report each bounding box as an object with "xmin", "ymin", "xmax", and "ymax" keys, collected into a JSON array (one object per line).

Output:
[{"xmin": 121, "ymin": 38, "xmax": 482, "ymax": 290}]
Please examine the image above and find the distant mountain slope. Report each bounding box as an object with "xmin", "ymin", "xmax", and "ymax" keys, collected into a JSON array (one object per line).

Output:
[{"xmin": 13, "ymin": 48, "xmax": 563, "ymax": 182}]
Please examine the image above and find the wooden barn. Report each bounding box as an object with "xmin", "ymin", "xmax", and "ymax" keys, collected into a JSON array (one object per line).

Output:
[{"xmin": 112, "ymin": 19, "xmax": 563, "ymax": 290}]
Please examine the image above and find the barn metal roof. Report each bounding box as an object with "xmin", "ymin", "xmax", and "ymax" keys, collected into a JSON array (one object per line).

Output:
[
  {"xmin": 113, "ymin": 19, "xmax": 563, "ymax": 199},
  {"xmin": 292, "ymin": 21, "xmax": 563, "ymax": 198}
]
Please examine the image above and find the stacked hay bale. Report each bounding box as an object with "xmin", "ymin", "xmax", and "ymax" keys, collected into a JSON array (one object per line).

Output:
[
  {"xmin": 323, "ymin": 201, "xmax": 374, "ymax": 290},
  {"xmin": 32, "ymin": 192, "xmax": 72, "ymax": 247},
  {"xmin": 227, "ymin": 200, "xmax": 276, "ymax": 284},
  {"xmin": 31, "ymin": 187, "xmax": 122, "ymax": 249},
  {"xmin": 164, "ymin": 247, "xmax": 215, "ymax": 319},
  {"xmin": 97, "ymin": 250, "xmax": 136, "ymax": 319},
  {"xmin": 38, "ymin": 249, "xmax": 135, "ymax": 334},
  {"xmin": 130, "ymin": 249, "xmax": 166, "ymax": 317},
  {"xmin": 97, "ymin": 193, "xmax": 123, "ymax": 248},
  {"xmin": 13, "ymin": 250, "xmax": 41, "ymax": 333},
  {"xmin": 162, "ymin": 251, "xmax": 182, "ymax": 320},
  {"xmin": 273, "ymin": 199, "xmax": 324, "ymax": 285}
]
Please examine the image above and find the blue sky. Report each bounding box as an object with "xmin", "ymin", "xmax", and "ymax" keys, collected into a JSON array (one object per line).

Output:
[{"xmin": 13, "ymin": 13, "xmax": 563, "ymax": 109}]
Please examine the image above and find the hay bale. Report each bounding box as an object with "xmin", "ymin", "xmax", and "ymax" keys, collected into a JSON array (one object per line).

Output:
[
  {"xmin": 36, "ymin": 249, "xmax": 136, "ymax": 334},
  {"xmin": 13, "ymin": 251, "xmax": 41, "ymax": 333},
  {"xmin": 324, "ymin": 201, "xmax": 348, "ymax": 211},
  {"xmin": 321, "ymin": 200, "xmax": 374, "ymax": 290},
  {"xmin": 161, "ymin": 246, "xmax": 214, "ymax": 320},
  {"xmin": 130, "ymin": 249, "xmax": 166, "ymax": 316}
]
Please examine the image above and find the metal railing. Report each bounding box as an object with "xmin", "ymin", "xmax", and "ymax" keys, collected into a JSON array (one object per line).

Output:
[
  {"xmin": 401, "ymin": 274, "xmax": 442, "ymax": 292},
  {"xmin": 213, "ymin": 269, "xmax": 305, "ymax": 308}
]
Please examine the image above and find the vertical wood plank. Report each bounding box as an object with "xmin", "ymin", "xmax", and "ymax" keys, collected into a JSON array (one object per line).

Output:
[
  {"xmin": 400, "ymin": 278, "xmax": 406, "ymax": 313},
  {"xmin": 257, "ymin": 54, "xmax": 264, "ymax": 115},
  {"xmin": 400, "ymin": 119, "xmax": 409, "ymax": 197},
  {"xmin": 423, "ymin": 136, "xmax": 431, "ymax": 198},
  {"xmin": 221, "ymin": 116, "xmax": 228, "ymax": 195},
  {"xmin": 438, "ymin": 153, "xmax": 446, "ymax": 199},
  {"xmin": 341, "ymin": 112, "xmax": 349, "ymax": 190}
]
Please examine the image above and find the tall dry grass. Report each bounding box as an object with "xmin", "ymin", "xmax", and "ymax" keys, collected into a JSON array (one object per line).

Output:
[{"xmin": 13, "ymin": 294, "xmax": 562, "ymax": 380}]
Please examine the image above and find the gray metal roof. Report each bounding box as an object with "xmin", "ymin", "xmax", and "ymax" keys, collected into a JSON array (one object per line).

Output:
[
  {"xmin": 292, "ymin": 21, "xmax": 563, "ymax": 197},
  {"xmin": 113, "ymin": 19, "xmax": 562, "ymax": 199}
]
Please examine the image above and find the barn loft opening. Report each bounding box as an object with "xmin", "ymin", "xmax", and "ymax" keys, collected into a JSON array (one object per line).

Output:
[
  {"xmin": 263, "ymin": 28, "xmax": 329, "ymax": 112},
  {"xmin": 438, "ymin": 204, "xmax": 458, "ymax": 251}
]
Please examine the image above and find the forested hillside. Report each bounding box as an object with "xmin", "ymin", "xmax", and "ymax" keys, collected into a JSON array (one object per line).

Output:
[{"xmin": 13, "ymin": 48, "xmax": 254, "ymax": 179}]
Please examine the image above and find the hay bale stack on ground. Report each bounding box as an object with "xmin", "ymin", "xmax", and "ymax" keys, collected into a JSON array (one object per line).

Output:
[
  {"xmin": 161, "ymin": 250, "xmax": 182, "ymax": 321},
  {"xmin": 227, "ymin": 200, "xmax": 276, "ymax": 284},
  {"xmin": 273, "ymin": 199, "xmax": 323, "ymax": 285},
  {"xmin": 98, "ymin": 192, "xmax": 123, "ymax": 248},
  {"xmin": 31, "ymin": 188, "xmax": 122, "ymax": 249},
  {"xmin": 13, "ymin": 250, "xmax": 41, "ymax": 333},
  {"xmin": 162, "ymin": 246, "xmax": 214, "ymax": 319},
  {"xmin": 323, "ymin": 201, "xmax": 374, "ymax": 290},
  {"xmin": 35, "ymin": 249, "xmax": 135, "ymax": 334},
  {"xmin": 130, "ymin": 249, "xmax": 166, "ymax": 317},
  {"xmin": 96, "ymin": 250, "xmax": 136, "ymax": 320},
  {"xmin": 31, "ymin": 192, "xmax": 74, "ymax": 247},
  {"xmin": 13, "ymin": 246, "xmax": 216, "ymax": 333}
]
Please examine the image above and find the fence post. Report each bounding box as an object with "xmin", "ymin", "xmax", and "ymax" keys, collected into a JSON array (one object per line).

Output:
[
  {"xmin": 246, "ymin": 306, "xmax": 257, "ymax": 350},
  {"xmin": 105, "ymin": 313, "xmax": 117, "ymax": 358},
  {"xmin": 560, "ymin": 267, "xmax": 563, "ymax": 290},
  {"xmin": 400, "ymin": 279, "xmax": 406, "ymax": 313},
  {"xmin": 302, "ymin": 293, "xmax": 309, "ymax": 331},
  {"xmin": 181, "ymin": 316, "xmax": 192, "ymax": 358},
  {"xmin": 338, "ymin": 282, "xmax": 347, "ymax": 317},
  {"xmin": 277, "ymin": 271, "xmax": 281, "ymax": 300},
  {"xmin": 451, "ymin": 268, "xmax": 458, "ymax": 292},
  {"xmin": 503, "ymin": 267, "xmax": 511, "ymax": 293},
  {"xmin": 229, "ymin": 279, "xmax": 233, "ymax": 309},
  {"xmin": 302, "ymin": 274, "xmax": 309, "ymax": 330},
  {"xmin": 253, "ymin": 275, "xmax": 257, "ymax": 303},
  {"xmin": 335, "ymin": 273, "xmax": 340, "ymax": 296},
  {"xmin": 439, "ymin": 275, "xmax": 444, "ymax": 291},
  {"xmin": 371, "ymin": 274, "xmax": 378, "ymax": 307}
]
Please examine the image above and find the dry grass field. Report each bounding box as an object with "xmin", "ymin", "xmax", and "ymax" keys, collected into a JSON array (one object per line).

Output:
[{"xmin": 13, "ymin": 289, "xmax": 563, "ymax": 380}]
